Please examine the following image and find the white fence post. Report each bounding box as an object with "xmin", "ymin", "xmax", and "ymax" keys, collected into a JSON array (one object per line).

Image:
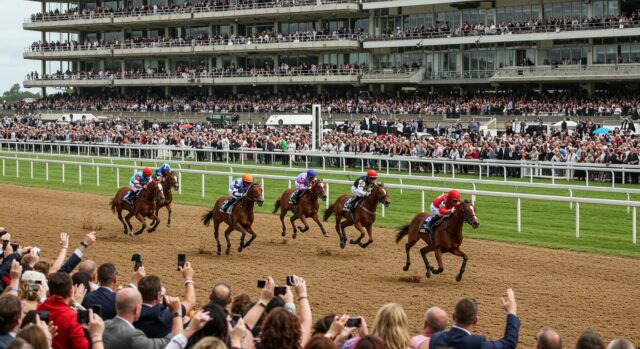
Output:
[
  {"xmin": 15, "ymin": 160, "xmax": 19, "ymax": 178},
  {"xmin": 45, "ymin": 162, "xmax": 49, "ymax": 181},
  {"xmin": 516, "ymin": 198, "xmax": 521, "ymax": 233},
  {"xmin": 261, "ymin": 177, "xmax": 265, "ymax": 198},
  {"xmin": 2, "ymin": 159, "xmax": 4, "ymax": 176},
  {"xmin": 62, "ymin": 164, "xmax": 65, "ymax": 183},
  {"xmin": 201, "ymin": 173, "xmax": 205, "ymax": 198},
  {"xmin": 288, "ymin": 180, "xmax": 291, "ymax": 189},
  {"xmin": 633, "ymin": 207, "xmax": 637, "ymax": 244},
  {"xmin": 576, "ymin": 202, "xmax": 580, "ymax": 239},
  {"xmin": 569, "ymin": 189, "xmax": 573, "ymax": 209},
  {"xmin": 30, "ymin": 161, "xmax": 33, "ymax": 179},
  {"xmin": 97, "ymin": 167, "xmax": 100, "ymax": 187},
  {"xmin": 178, "ymin": 172, "xmax": 182, "ymax": 195},
  {"xmin": 382, "ymin": 203, "xmax": 385, "ymax": 217},
  {"xmin": 116, "ymin": 168, "xmax": 120, "ymax": 188},
  {"xmin": 421, "ymin": 191, "xmax": 425, "ymax": 212},
  {"xmin": 79, "ymin": 165, "xmax": 82, "ymax": 185},
  {"xmin": 326, "ymin": 183, "xmax": 330, "ymax": 209}
]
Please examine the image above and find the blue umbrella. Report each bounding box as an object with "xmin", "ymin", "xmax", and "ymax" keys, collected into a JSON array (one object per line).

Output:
[{"xmin": 593, "ymin": 127, "xmax": 610, "ymax": 135}]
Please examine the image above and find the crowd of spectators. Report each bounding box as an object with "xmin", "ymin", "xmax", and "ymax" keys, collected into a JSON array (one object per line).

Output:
[{"xmin": 0, "ymin": 227, "xmax": 636, "ymax": 349}]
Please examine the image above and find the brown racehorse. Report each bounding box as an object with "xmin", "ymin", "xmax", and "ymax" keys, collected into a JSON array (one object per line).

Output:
[
  {"xmin": 110, "ymin": 180, "xmax": 165, "ymax": 236},
  {"xmin": 201, "ymin": 184, "xmax": 264, "ymax": 255},
  {"xmin": 154, "ymin": 172, "xmax": 180, "ymax": 227},
  {"xmin": 395, "ymin": 200, "xmax": 479, "ymax": 282},
  {"xmin": 323, "ymin": 183, "xmax": 390, "ymax": 249},
  {"xmin": 272, "ymin": 179, "xmax": 328, "ymax": 239}
]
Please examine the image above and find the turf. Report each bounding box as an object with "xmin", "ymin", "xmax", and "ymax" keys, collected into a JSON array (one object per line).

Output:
[{"xmin": 0, "ymin": 151, "xmax": 638, "ymax": 258}]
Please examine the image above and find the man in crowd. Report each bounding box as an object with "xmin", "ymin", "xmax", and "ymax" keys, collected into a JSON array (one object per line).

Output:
[
  {"xmin": 411, "ymin": 306, "xmax": 448, "ymax": 349},
  {"xmin": 0, "ymin": 295, "xmax": 21, "ymax": 349},
  {"xmin": 536, "ymin": 327, "xmax": 562, "ymax": 349}
]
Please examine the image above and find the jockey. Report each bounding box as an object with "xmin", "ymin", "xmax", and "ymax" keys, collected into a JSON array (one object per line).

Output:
[
  {"xmin": 344, "ymin": 169, "xmax": 378, "ymax": 216},
  {"xmin": 220, "ymin": 173, "xmax": 253, "ymax": 213},
  {"xmin": 289, "ymin": 169, "xmax": 317, "ymax": 206},
  {"xmin": 155, "ymin": 163, "xmax": 171, "ymax": 180},
  {"xmin": 125, "ymin": 167, "xmax": 153, "ymax": 207},
  {"xmin": 424, "ymin": 189, "xmax": 461, "ymax": 233}
]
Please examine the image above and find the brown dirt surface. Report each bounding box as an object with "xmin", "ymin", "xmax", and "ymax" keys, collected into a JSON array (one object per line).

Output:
[{"xmin": 1, "ymin": 183, "xmax": 638, "ymax": 347}]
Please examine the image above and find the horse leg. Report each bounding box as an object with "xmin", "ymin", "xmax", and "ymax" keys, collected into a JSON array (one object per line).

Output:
[
  {"xmin": 289, "ymin": 213, "xmax": 300, "ymax": 239},
  {"xmin": 311, "ymin": 213, "xmax": 328, "ymax": 237},
  {"xmin": 279, "ymin": 206, "xmax": 288, "ymax": 237},
  {"xmin": 350, "ymin": 222, "xmax": 366, "ymax": 245},
  {"xmin": 223, "ymin": 224, "xmax": 235, "ymax": 255},
  {"xmin": 117, "ymin": 208, "xmax": 128, "ymax": 235},
  {"xmin": 235, "ymin": 223, "xmax": 248, "ymax": 253},
  {"xmin": 213, "ymin": 217, "xmax": 222, "ymax": 255},
  {"xmin": 403, "ymin": 229, "xmax": 420, "ymax": 271},
  {"xmin": 359, "ymin": 224, "xmax": 374, "ymax": 248},
  {"xmin": 166, "ymin": 202, "xmax": 173, "ymax": 227},
  {"xmin": 124, "ymin": 212, "xmax": 135, "ymax": 237},
  {"xmin": 451, "ymin": 247, "xmax": 469, "ymax": 282},
  {"xmin": 334, "ymin": 213, "xmax": 345, "ymax": 248},
  {"xmin": 420, "ymin": 245, "xmax": 438, "ymax": 278},
  {"xmin": 148, "ymin": 213, "xmax": 161, "ymax": 233},
  {"xmin": 244, "ymin": 225, "xmax": 257, "ymax": 248},
  {"xmin": 339, "ymin": 220, "xmax": 353, "ymax": 249},
  {"xmin": 297, "ymin": 215, "xmax": 310, "ymax": 233},
  {"xmin": 133, "ymin": 213, "xmax": 147, "ymax": 236},
  {"xmin": 431, "ymin": 249, "xmax": 444, "ymax": 274}
]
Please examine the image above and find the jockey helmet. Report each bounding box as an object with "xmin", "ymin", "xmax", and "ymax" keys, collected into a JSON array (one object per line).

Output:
[
  {"xmin": 448, "ymin": 189, "xmax": 461, "ymax": 203},
  {"xmin": 143, "ymin": 168, "xmax": 152, "ymax": 177},
  {"xmin": 162, "ymin": 163, "xmax": 171, "ymax": 172},
  {"xmin": 242, "ymin": 173, "xmax": 253, "ymax": 183},
  {"xmin": 367, "ymin": 170, "xmax": 378, "ymax": 179},
  {"xmin": 307, "ymin": 169, "xmax": 317, "ymax": 178}
]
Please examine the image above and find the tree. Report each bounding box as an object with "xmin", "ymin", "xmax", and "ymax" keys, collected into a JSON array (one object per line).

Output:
[{"xmin": 2, "ymin": 84, "xmax": 40, "ymax": 103}]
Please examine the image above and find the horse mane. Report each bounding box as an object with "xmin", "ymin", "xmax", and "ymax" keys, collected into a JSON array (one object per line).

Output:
[{"xmin": 464, "ymin": 199, "xmax": 471, "ymax": 204}]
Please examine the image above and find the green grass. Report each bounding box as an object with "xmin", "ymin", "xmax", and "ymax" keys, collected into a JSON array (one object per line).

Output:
[{"xmin": 1, "ymin": 151, "xmax": 639, "ymax": 258}]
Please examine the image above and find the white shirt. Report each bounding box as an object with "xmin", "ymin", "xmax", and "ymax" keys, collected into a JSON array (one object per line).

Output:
[{"xmin": 453, "ymin": 325, "xmax": 472, "ymax": 336}]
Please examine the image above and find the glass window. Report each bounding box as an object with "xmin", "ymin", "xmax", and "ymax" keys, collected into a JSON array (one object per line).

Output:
[{"xmin": 103, "ymin": 31, "xmax": 122, "ymax": 42}]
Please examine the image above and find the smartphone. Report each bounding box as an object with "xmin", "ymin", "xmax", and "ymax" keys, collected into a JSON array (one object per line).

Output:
[
  {"xmin": 131, "ymin": 253, "xmax": 141, "ymax": 262},
  {"xmin": 29, "ymin": 284, "xmax": 39, "ymax": 292},
  {"xmin": 134, "ymin": 260, "xmax": 142, "ymax": 272},
  {"xmin": 2, "ymin": 240, "xmax": 8, "ymax": 250},
  {"xmin": 231, "ymin": 314, "xmax": 241, "ymax": 327},
  {"xmin": 77, "ymin": 310, "xmax": 89, "ymax": 324},
  {"xmin": 346, "ymin": 318, "xmax": 362, "ymax": 328},
  {"xmin": 286, "ymin": 276, "xmax": 294, "ymax": 286},
  {"xmin": 177, "ymin": 254, "xmax": 186, "ymax": 271},
  {"xmin": 91, "ymin": 305, "xmax": 102, "ymax": 318},
  {"xmin": 257, "ymin": 280, "xmax": 266, "ymax": 288},
  {"xmin": 274, "ymin": 286, "xmax": 287, "ymax": 296},
  {"xmin": 38, "ymin": 311, "xmax": 50, "ymax": 325},
  {"xmin": 10, "ymin": 243, "xmax": 18, "ymax": 253}
]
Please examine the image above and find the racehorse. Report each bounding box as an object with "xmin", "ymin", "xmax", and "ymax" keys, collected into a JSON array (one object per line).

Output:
[
  {"xmin": 272, "ymin": 179, "xmax": 328, "ymax": 239},
  {"xmin": 323, "ymin": 183, "xmax": 390, "ymax": 249},
  {"xmin": 201, "ymin": 183, "xmax": 264, "ymax": 255},
  {"xmin": 395, "ymin": 200, "xmax": 479, "ymax": 282},
  {"xmin": 154, "ymin": 171, "xmax": 180, "ymax": 227},
  {"xmin": 110, "ymin": 180, "xmax": 165, "ymax": 236}
]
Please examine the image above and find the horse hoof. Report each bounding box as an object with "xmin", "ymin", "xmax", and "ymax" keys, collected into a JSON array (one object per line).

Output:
[
  {"xmin": 403, "ymin": 265, "xmax": 410, "ymax": 272},
  {"xmin": 426, "ymin": 270, "xmax": 432, "ymax": 278},
  {"xmin": 292, "ymin": 233, "xmax": 297, "ymax": 240},
  {"xmin": 281, "ymin": 231, "xmax": 286, "ymax": 237},
  {"xmin": 216, "ymin": 250, "xmax": 221, "ymax": 256},
  {"xmin": 134, "ymin": 231, "xmax": 143, "ymax": 236},
  {"xmin": 349, "ymin": 239, "xmax": 358, "ymax": 244},
  {"xmin": 225, "ymin": 250, "xmax": 230, "ymax": 256},
  {"xmin": 455, "ymin": 274, "xmax": 463, "ymax": 282},
  {"xmin": 166, "ymin": 224, "xmax": 171, "ymax": 228},
  {"xmin": 322, "ymin": 232, "xmax": 329, "ymax": 238},
  {"xmin": 339, "ymin": 241, "xmax": 346, "ymax": 249}
]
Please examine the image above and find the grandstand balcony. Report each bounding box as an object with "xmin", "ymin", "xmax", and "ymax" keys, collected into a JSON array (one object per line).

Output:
[
  {"xmin": 363, "ymin": 23, "xmax": 640, "ymax": 49},
  {"xmin": 23, "ymin": 69, "xmax": 361, "ymax": 88},
  {"xmin": 23, "ymin": 35, "xmax": 361, "ymax": 60},
  {"xmin": 362, "ymin": 0, "xmax": 475, "ymax": 10},
  {"xmin": 360, "ymin": 67, "xmax": 425, "ymax": 84},
  {"xmin": 489, "ymin": 64, "xmax": 640, "ymax": 83},
  {"xmin": 23, "ymin": 0, "xmax": 362, "ymax": 32}
]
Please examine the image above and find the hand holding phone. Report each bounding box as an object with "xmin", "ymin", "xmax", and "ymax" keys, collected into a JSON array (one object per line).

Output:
[
  {"xmin": 37, "ymin": 311, "xmax": 50, "ymax": 325},
  {"xmin": 286, "ymin": 276, "xmax": 295, "ymax": 286},
  {"xmin": 177, "ymin": 254, "xmax": 186, "ymax": 271},
  {"xmin": 231, "ymin": 314, "xmax": 241, "ymax": 327},
  {"xmin": 346, "ymin": 318, "xmax": 362, "ymax": 328},
  {"xmin": 274, "ymin": 286, "xmax": 287, "ymax": 296},
  {"xmin": 77, "ymin": 310, "xmax": 89, "ymax": 324}
]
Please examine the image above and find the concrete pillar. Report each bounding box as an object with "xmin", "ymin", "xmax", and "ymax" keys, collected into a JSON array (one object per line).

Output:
[
  {"xmin": 369, "ymin": 10, "xmax": 375, "ymax": 36},
  {"xmin": 120, "ymin": 60, "xmax": 126, "ymax": 76},
  {"xmin": 458, "ymin": 44, "xmax": 464, "ymax": 78},
  {"xmin": 232, "ymin": 85, "xmax": 238, "ymax": 94},
  {"xmin": 587, "ymin": 38, "xmax": 593, "ymax": 65},
  {"xmin": 208, "ymin": 86, "xmax": 213, "ymax": 96},
  {"xmin": 165, "ymin": 86, "xmax": 170, "ymax": 97}
]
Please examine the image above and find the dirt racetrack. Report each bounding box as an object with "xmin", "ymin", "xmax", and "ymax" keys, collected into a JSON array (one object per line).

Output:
[{"xmin": 1, "ymin": 183, "xmax": 638, "ymax": 347}]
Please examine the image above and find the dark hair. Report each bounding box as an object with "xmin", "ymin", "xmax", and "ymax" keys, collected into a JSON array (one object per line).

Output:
[
  {"xmin": 252, "ymin": 297, "xmax": 286, "ymax": 337},
  {"xmin": 0, "ymin": 295, "xmax": 21, "ymax": 334},
  {"xmin": 97, "ymin": 263, "xmax": 117, "ymax": 285},
  {"xmin": 454, "ymin": 297, "xmax": 477, "ymax": 327},
  {"xmin": 48, "ymin": 272, "xmax": 72, "ymax": 298},
  {"xmin": 72, "ymin": 272, "xmax": 92, "ymax": 294},
  {"xmin": 230, "ymin": 294, "xmax": 251, "ymax": 316},
  {"xmin": 16, "ymin": 325, "xmax": 48, "ymax": 349},
  {"xmin": 304, "ymin": 335, "xmax": 337, "ymax": 349},
  {"xmin": 33, "ymin": 261, "xmax": 50, "ymax": 276},
  {"xmin": 185, "ymin": 304, "xmax": 228, "ymax": 349},
  {"xmin": 259, "ymin": 308, "xmax": 301, "ymax": 349},
  {"xmin": 313, "ymin": 314, "xmax": 336, "ymax": 335},
  {"xmin": 138, "ymin": 276, "xmax": 162, "ymax": 303},
  {"xmin": 354, "ymin": 335, "xmax": 386, "ymax": 349},
  {"xmin": 210, "ymin": 283, "xmax": 232, "ymax": 308},
  {"xmin": 576, "ymin": 331, "xmax": 605, "ymax": 349}
]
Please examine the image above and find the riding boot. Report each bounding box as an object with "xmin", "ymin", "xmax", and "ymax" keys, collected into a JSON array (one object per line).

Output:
[
  {"xmin": 425, "ymin": 215, "xmax": 439, "ymax": 233},
  {"xmin": 289, "ymin": 191, "xmax": 298, "ymax": 206}
]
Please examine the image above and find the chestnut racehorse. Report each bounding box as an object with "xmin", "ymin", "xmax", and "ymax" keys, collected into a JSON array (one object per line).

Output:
[
  {"xmin": 395, "ymin": 200, "xmax": 479, "ymax": 282},
  {"xmin": 155, "ymin": 171, "xmax": 180, "ymax": 227},
  {"xmin": 323, "ymin": 183, "xmax": 390, "ymax": 249},
  {"xmin": 272, "ymin": 179, "xmax": 328, "ymax": 239},
  {"xmin": 201, "ymin": 183, "xmax": 264, "ymax": 255},
  {"xmin": 110, "ymin": 180, "xmax": 165, "ymax": 236}
]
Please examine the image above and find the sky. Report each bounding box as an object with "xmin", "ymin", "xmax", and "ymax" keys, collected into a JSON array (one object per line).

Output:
[{"xmin": 0, "ymin": 2, "xmax": 41, "ymax": 94}]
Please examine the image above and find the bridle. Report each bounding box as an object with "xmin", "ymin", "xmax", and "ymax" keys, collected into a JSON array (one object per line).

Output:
[{"xmin": 448, "ymin": 201, "xmax": 477, "ymax": 226}]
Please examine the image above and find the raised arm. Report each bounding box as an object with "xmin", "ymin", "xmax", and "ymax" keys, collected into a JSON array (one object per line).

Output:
[
  {"xmin": 49, "ymin": 232, "xmax": 69, "ymax": 274},
  {"xmin": 293, "ymin": 275, "xmax": 312, "ymax": 348},
  {"xmin": 243, "ymin": 276, "xmax": 275, "ymax": 330},
  {"xmin": 179, "ymin": 262, "xmax": 196, "ymax": 313}
]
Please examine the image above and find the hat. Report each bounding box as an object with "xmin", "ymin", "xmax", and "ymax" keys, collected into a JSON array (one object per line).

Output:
[{"xmin": 21, "ymin": 270, "xmax": 49, "ymax": 291}]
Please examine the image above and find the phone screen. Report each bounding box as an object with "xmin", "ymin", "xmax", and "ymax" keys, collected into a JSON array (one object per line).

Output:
[
  {"xmin": 177, "ymin": 254, "xmax": 186, "ymax": 271},
  {"xmin": 274, "ymin": 286, "xmax": 286, "ymax": 296},
  {"xmin": 346, "ymin": 318, "xmax": 362, "ymax": 328},
  {"xmin": 231, "ymin": 314, "xmax": 241, "ymax": 327},
  {"xmin": 76, "ymin": 310, "xmax": 89, "ymax": 324},
  {"xmin": 134, "ymin": 260, "xmax": 142, "ymax": 272},
  {"xmin": 38, "ymin": 311, "xmax": 50, "ymax": 324},
  {"xmin": 2, "ymin": 240, "xmax": 8, "ymax": 250},
  {"xmin": 92, "ymin": 305, "xmax": 102, "ymax": 317},
  {"xmin": 10, "ymin": 243, "xmax": 18, "ymax": 252},
  {"xmin": 257, "ymin": 280, "xmax": 266, "ymax": 288},
  {"xmin": 286, "ymin": 276, "xmax": 294, "ymax": 286}
]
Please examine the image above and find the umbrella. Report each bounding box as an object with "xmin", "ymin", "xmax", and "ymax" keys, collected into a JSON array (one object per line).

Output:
[
  {"xmin": 180, "ymin": 124, "xmax": 193, "ymax": 129},
  {"xmin": 592, "ymin": 127, "xmax": 610, "ymax": 135}
]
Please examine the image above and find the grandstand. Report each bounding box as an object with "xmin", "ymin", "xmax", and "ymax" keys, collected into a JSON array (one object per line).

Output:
[{"xmin": 21, "ymin": 0, "xmax": 640, "ymax": 100}]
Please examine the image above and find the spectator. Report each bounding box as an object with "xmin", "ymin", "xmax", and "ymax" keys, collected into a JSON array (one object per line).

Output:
[
  {"xmin": 305, "ymin": 336, "xmax": 337, "ymax": 349},
  {"xmin": 78, "ymin": 260, "xmax": 98, "ymax": 291},
  {"xmin": 230, "ymin": 294, "xmax": 252, "ymax": 316},
  {"xmin": 576, "ymin": 331, "xmax": 605, "ymax": 349},
  {"xmin": 36, "ymin": 272, "xmax": 88, "ymax": 349},
  {"xmin": 18, "ymin": 271, "xmax": 47, "ymax": 318},
  {"xmin": 208, "ymin": 283, "xmax": 231, "ymax": 310},
  {"xmin": 190, "ymin": 337, "xmax": 226, "ymax": 349},
  {"xmin": 429, "ymin": 288, "xmax": 520, "ymax": 349},
  {"xmin": 606, "ymin": 338, "xmax": 635, "ymax": 349},
  {"xmin": 82, "ymin": 263, "xmax": 120, "ymax": 320},
  {"xmin": 184, "ymin": 304, "xmax": 228, "ymax": 348},
  {"xmin": 411, "ymin": 307, "xmax": 448, "ymax": 349},
  {"xmin": 354, "ymin": 336, "xmax": 386, "ymax": 349},
  {"xmin": 0, "ymin": 295, "xmax": 22, "ymax": 349},
  {"xmin": 15, "ymin": 324, "xmax": 49, "ymax": 349},
  {"xmin": 536, "ymin": 327, "xmax": 562, "ymax": 349}
]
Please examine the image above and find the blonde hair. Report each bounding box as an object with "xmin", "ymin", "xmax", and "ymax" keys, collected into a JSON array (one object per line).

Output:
[
  {"xmin": 192, "ymin": 337, "xmax": 227, "ymax": 349},
  {"xmin": 371, "ymin": 303, "xmax": 411, "ymax": 349}
]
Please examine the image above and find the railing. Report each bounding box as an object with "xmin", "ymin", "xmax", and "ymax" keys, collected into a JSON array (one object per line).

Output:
[
  {"xmin": 2, "ymin": 140, "xmax": 640, "ymax": 189},
  {"xmin": 25, "ymin": 34, "xmax": 362, "ymax": 54},
  {"xmin": 491, "ymin": 64, "xmax": 640, "ymax": 80},
  {"xmin": 0, "ymin": 152, "xmax": 638, "ymax": 244},
  {"xmin": 25, "ymin": 0, "xmax": 359, "ymax": 23},
  {"xmin": 361, "ymin": 68, "xmax": 423, "ymax": 82}
]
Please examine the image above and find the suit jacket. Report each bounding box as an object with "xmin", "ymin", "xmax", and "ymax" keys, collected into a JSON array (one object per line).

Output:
[
  {"xmin": 103, "ymin": 317, "xmax": 173, "ymax": 349},
  {"xmin": 429, "ymin": 314, "xmax": 520, "ymax": 349},
  {"xmin": 82, "ymin": 287, "xmax": 117, "ymax": 320},
  {"xmin": 0, "ymin": 333, "xmax": 15, "ymax": 349},
  {"xmin": 58, "ymin": 250, "xmax": 82, "ymax": 274}
]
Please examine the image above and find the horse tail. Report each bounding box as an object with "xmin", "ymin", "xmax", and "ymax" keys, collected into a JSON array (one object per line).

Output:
[
  {"xmin": 272, "ymin": 196, "xmax": 281, "ymax": 214},
  {"xmin": 395, "ymin": 224, "xmax": 410, "ymax": 244},
  {"xmin": 201, "ymin": 210, "xmax": 214, "ymax": 227},
  {"xmin": 323, "ymin": 204, "xmax": 335, "ymax": 222},
  {"xmin": 110, "ymin": 198, "xmax": 117, "ymax": 214}
]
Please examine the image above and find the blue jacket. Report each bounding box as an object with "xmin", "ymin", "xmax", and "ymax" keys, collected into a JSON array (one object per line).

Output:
[
  {"xmin": 134, "ymin": 303, "xmax": 186, "ymax": 338},
  {"xmin": 0, "ymin": 333, "xmax": 14, "ymax": 349},
  {"xmin": 429, "ymin": 314, "xmax": 520, "ymax": 349},
  {"xmin": 155, "ymin": 164, "xmax": 170, "ymax": 177},
  {"xmin": 130, "ymin": 172, "xmax": 151, "ymax": 188},
  {"xmin": 82, "ymin": 287, "xmax": 117, "ymax": 320}
]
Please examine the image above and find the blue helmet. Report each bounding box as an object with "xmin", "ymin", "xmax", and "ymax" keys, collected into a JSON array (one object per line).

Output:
[
  {"xmin": 307, "ymin": 169, "xmax": 317, "ymax": 178},
  {"xmin": 161, "ymin": 163, "xmax": 171, "ymax": 172}
]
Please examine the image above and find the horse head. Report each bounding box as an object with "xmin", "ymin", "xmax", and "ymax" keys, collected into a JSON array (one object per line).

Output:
[
  {"xmin": 246, "ymin": 183, "xmax": 264, "ymax": 207},
  {"xmin": 373, "ymin": 183, "xmax": 390, "ymax": 207},
  {"xmin": 148, "ymin": 180, "xmax": 165, "ymax": 204},
  {"xmin": 164, "ymin": 171, "xmax": 179, "ymax": 191},
  {"xmin": 311, "ymin": 179, "xmax": 327, "ymax": 201},
  {"xmin": 458, "ymin": 200, "xmax": 480, "ymax": 229}
]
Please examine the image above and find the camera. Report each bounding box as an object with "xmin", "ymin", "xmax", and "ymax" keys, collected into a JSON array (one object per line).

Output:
[{"xmin": 131, "ymin": 253, "xmax": 142, "ymax": 272}]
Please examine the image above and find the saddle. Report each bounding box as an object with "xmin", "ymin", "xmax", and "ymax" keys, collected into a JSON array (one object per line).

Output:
[{"xmin": 222, "ymin": 199, "xmax": 238, "ymax": 214}]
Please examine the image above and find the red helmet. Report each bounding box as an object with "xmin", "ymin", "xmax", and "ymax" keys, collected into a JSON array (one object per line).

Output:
[
  {"xmin": 367, "ymin": 170, "xmax": 378, "ymax": 178},
  {"xmin": 448, "ymin": 189, "xmax": 461, "ymax": 202},
  {"xmin": 143, "ymin": 168, "xmax": 152, "ymax": 176}
]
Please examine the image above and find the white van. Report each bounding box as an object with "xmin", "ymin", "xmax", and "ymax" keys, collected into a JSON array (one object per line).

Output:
[{"xmin": 265, "ymin": 114, "xmax": 312, "ymax": 127}]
